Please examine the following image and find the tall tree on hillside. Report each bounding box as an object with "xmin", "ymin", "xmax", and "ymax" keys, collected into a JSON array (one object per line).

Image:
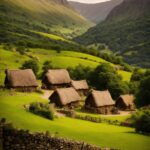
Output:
[
  {"xmin": 42, "ymin": 61, "xmax": 53, "ymax": 74},
  {"xmin": 135, "ymin": 76, "xmax": 150, "ymax": 107},
  {"xmin": 90, "ymin": 63, "xmax": 129, "ymax": 99}
]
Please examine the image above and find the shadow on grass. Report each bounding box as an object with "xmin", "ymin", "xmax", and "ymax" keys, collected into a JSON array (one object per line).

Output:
[{"xmin": 125, "ymin": 131, "xmax": 150, "ymax": 136}]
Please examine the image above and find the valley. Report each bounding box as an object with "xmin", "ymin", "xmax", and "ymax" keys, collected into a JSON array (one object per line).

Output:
[
  {"xmin": 75, "ymin": 0, "xmax": 150, "ymax": 68},
  {"xmin": 0, "ymin": 0, "xmax": 150, "ymax": 150}
]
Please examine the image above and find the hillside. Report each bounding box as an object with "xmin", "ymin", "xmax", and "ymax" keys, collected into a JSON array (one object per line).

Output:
[
  {"xmin": 0, "ymin": 45, "xmax": 132, "ymax": 85},
  {"xmin": 69, "ymin": 0, "xmax": 123, "ymax": 23},
  {"xmin": 75, "ymin": 0, "xmax": 150, "ymax": 68},
  {"xmin": 0, "ymin": 0, "xmax": 92, "ymax": 48}
]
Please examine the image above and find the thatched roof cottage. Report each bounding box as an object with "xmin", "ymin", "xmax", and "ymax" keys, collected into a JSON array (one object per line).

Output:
[
  {"xmin": 5, "ymin": 69, "xmax": 38, "ymax": 92},
  {"xmin": 84, "ymin": 90, "xmax": 115, "ymax": 114},
  {"xmin": 42, "ymin": 69, "xmax": 71, "ymax": 90},
  {"xmin": 115, "ymin": 95, "xmax": 135, "ymax": 110},
  {"xmin": 71, "ymin": 80, "xmax": 89, "ymax": 96},
  {"xmin": 49, "ymin": 87, "xmax": 81, "ymax": 108}
]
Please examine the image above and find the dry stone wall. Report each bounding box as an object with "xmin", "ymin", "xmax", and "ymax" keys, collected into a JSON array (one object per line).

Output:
[{"xmin": 0, "ymin": 123, "xmax": 118, "ymax": 150}]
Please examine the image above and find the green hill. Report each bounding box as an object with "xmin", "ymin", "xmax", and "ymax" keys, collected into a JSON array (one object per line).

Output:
[
  {"xmin": 0, "ymin": 45, "xmax": 132, "ymax": 85},
  {"xmin": 75, "ymin": 0, "xmax": 150, "ymax": 68},
  {"xmin": 0, "ymin": 0, "xmax": 92, "ymax": 48}
]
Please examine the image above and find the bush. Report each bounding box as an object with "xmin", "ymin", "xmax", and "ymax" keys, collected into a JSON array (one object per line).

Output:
[
  {"xmin": 29, "ymin": 102, "xmax": 55, "ymax": 120},
  {"xmin": 130, "ymin": 108, "xmax": 150, "ymax": 133},
  {"xmin": 16, "ymin": 46, "xmax": 29, "ymax": 55},
  {"xmin": 21, "ymin": 59, "xmax": 39, "ymax": 76},
  {"xmin": 131, "ymin": 68, "xmax": 145, "ymax": 82},
  {"xmin": 3, "ymin": 44, "xmax": 14, "ymax": 51}
]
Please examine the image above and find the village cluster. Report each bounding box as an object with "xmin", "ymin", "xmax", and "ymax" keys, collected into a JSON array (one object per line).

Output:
[{"xmin": 5, "ymin": 69, "xmax": 135, "ymax": 115}]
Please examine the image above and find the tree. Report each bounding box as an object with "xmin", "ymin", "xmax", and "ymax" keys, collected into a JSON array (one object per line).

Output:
[
  {"xmin": 21, "ymin": 60, "xmax": 39, "ymax": 76},
  {"xmin": 16, "ymin": 46, "xmax": 28, "ymax": 55},
  {"xmin": 128, "ymin": 81, "xmax": 139, "ymax": 94},
  {"xmin": 42, "ymin": 61, "xmax": 53, "ymax": 73},
  {"xmin": 90, "ymin": 63, "xmax": 129, "ymax": 99},
  {"xmin": 131, "ymin": 108, "xmax": 150, "ymax": 133},
  {"xmin": 68, "ymin": 64, "xmax": 92, "ymax": 81},
  {"xmin": 40, "ymin": 61, "xmax": 53, "ymax": 78},
  {"xmin": 131, "ymin": 68, "xmax": 145, "ymax": 81},
  {"xmin": 135, "ymin": 76, "xmax": 150, "ymax": 107}
]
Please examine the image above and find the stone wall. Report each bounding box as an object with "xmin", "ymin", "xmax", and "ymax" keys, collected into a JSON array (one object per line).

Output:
[{"xmin": 0, "ymin": 123, "xmax": 118, "ymax": 150}]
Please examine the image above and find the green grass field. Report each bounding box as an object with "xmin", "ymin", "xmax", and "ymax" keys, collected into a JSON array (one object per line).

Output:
[
  {"xmin": 0, "ymin": 46, "xmax": 132, "ymax": 85},
  {"xmin": 0, "ymin": 91, "xmax": 149, "ymax": 150}
]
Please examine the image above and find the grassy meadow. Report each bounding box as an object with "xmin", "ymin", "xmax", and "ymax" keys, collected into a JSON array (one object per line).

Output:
[
  {"xmin": 0, "ymin": 91, "xmax": 149, "ymax": 150},
  {"xmin": 0, "ymin": 46, "xmax": 132, "ymax": 85}
]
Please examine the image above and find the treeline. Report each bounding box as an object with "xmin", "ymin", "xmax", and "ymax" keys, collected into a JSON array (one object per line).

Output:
[
  {"xmin": 68, "ymin": 63, "xmax": 150, "ymax": 108},
  {"xmin": 68, "ymin": 63, "xmax": 129, "ymax": 100}
]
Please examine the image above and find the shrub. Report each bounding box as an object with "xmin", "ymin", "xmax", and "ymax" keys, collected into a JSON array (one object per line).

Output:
[
  {"xmin": 56, "ymin": 49, "xmax": 61, "ymax": 53},
  {"xmin": 130, "ymin": 108, "xmax": 150, "ymax": 133},
  {"xmin": 16, "ymin": 46, "xmax": 28, "ymax": 55},
  {"xmin": 21, "ymin": 59, "xmax": 39, "ymax": 76},
  {"xmin": 3, "ymin": 44, "xmax": 14, "ymax": 51},
  {"xmin": 131, "ymin": 68, "xmax": 145, "ymax": 82},
  {"xmin": 29, "ymin": 102, "xmax": 55, "ymax": 120}
]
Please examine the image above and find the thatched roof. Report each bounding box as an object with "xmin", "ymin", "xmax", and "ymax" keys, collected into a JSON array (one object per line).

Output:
[
  {"xmin": 50, "ymin": 87, "xmax": 81, "ymax": 106},
  {"xmin": 45, "ymin": 69, "xmax": 71, "ymax": 85},
  {"xmin": 71, "ymin": 80, "xmax": 89, "ymax": 90},
  {"xmin": 5, "ymin": 69, "xmax": 38, "ymax": 87},
  {"xmin": 86, "ymin": 90, "xmax": 115, "ymax": 107},
  {"xmin": 118, "ymin": 95, "xmax": 135, "ymax": 107}
]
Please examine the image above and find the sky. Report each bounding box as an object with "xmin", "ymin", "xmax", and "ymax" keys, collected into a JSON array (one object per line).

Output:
[{"xmin": 68, "ymin": 0, "xmax": 110, "ymax": 4}]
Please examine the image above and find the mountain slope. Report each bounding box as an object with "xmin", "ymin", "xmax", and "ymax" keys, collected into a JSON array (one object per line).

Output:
[
  {"xmin": 69, "ymin": 0, "xmax": 123, "ymax": 23},
  {"xmin": 75, "ymin": 0, "xmax": 150, "ymax": 68},
  {"xmin": 0, "ymin": 0, "xmax": 92, "ymax": 48}
]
